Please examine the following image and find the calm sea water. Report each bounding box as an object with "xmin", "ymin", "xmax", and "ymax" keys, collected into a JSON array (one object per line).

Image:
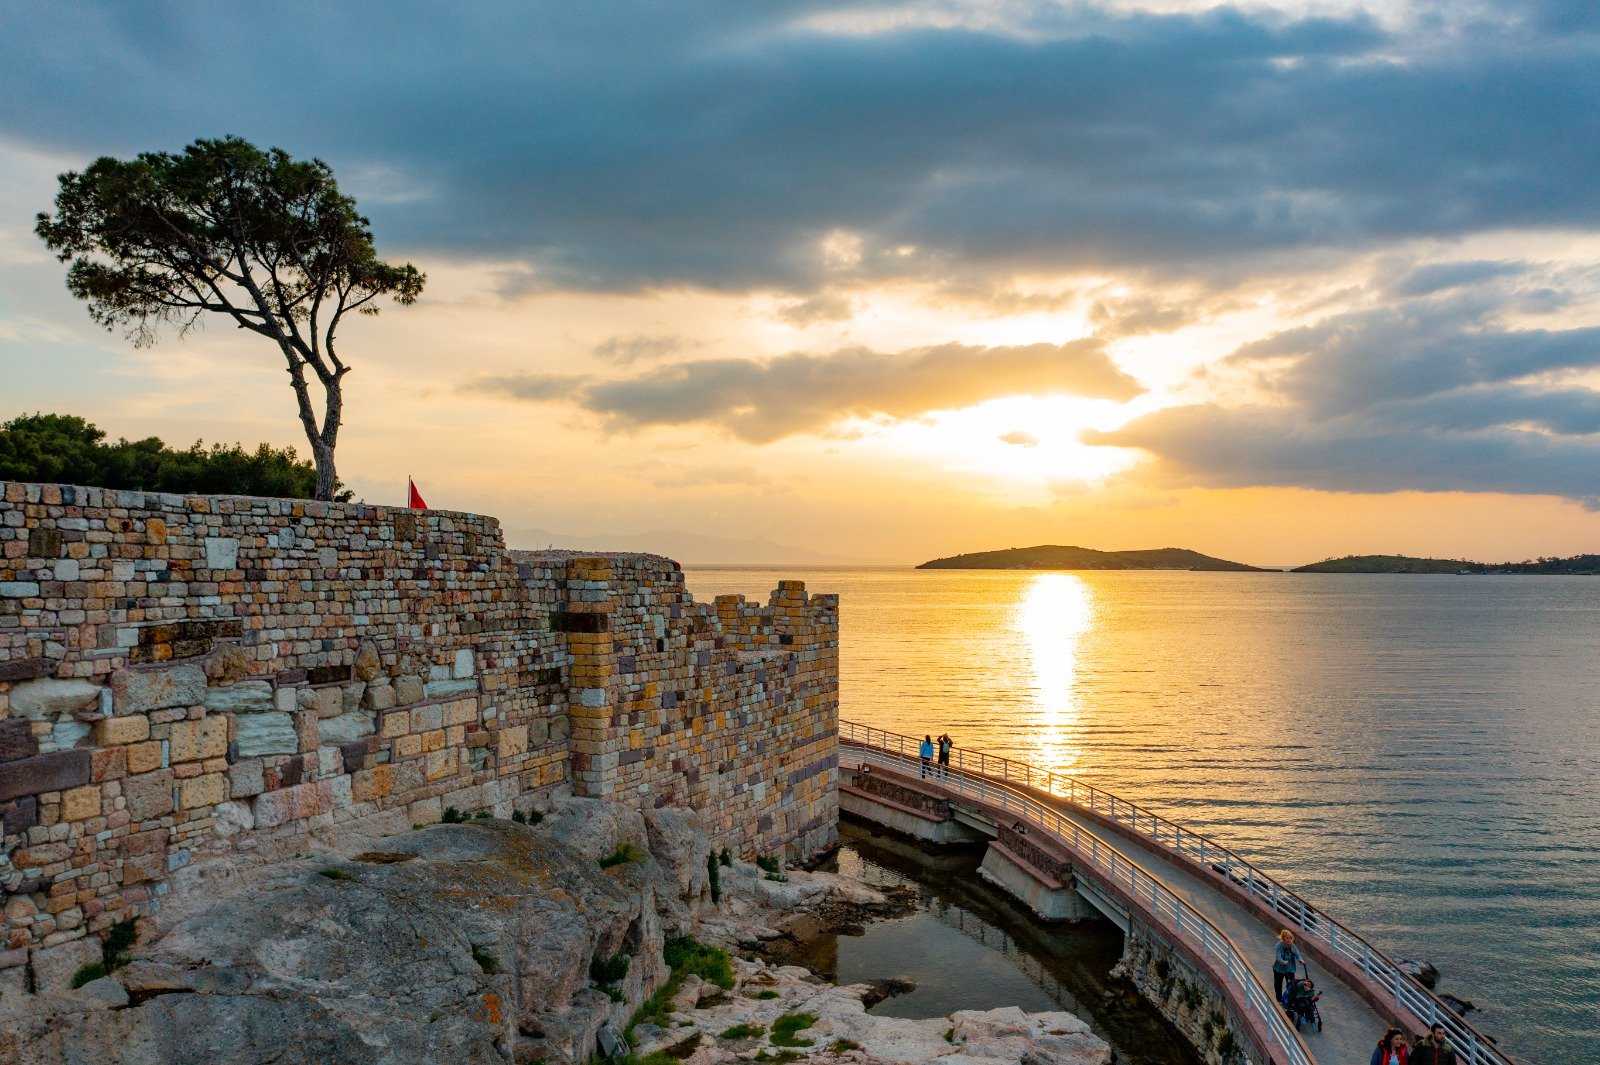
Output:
[{"xmin": 684, "ymin": 566, "xmax": 1600, "ymax": 1063}]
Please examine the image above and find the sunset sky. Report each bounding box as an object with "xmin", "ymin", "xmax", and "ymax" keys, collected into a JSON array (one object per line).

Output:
[{"xmin": 4, "ymin": 1, "xmax": 1599, "ymax": 565}]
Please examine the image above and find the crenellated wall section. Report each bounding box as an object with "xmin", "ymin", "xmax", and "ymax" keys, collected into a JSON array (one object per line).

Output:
[{"xmin": 0, "ymin": 482, "xmax": 838, "ymax": 984}]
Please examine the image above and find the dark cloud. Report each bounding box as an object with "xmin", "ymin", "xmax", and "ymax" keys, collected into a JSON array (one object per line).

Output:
[
  {"xmin": 3, "ymin": 2, "xmax": 1598, "ymax": 292},
  {"xmin": 1094, "ymin": 265, "xmax": 1600, "ymax": 502},
  {"xmin": 774, "ymin": 293, "xmax": 857, "ymax": 326},
  {"xmin": 1088, "ymin": 293, "xmax": 1206, "ymax": 337},
  {"xmin": 1390, "ymin": 260, "xmax": 1530, "ymax": 298},
  {"xmin": 476, "ymin": 340, "xmax": 1140, "ymax": 443}
]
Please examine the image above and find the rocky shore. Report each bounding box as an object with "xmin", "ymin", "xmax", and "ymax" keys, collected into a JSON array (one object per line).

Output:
[{"xmin": 0, "ymin": 799, "xmax": 1110, "ymax": 1065}]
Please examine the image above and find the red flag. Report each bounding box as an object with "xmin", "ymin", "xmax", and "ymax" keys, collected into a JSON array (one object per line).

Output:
[{"xmin": 407, "ymin": 478, "xmax": 428, "ymax": 510}]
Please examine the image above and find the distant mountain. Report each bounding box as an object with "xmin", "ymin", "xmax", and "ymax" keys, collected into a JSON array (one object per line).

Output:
[
  {"xmin": 1294, "ymin": 553, "xmax": 1600, "ymax": 574},
  {"xmin": 917, "ymin": 545, "xmax": 1263, "ymax": 571},
  {"xmin": 503, "ymin": 527, "xmax": 859, "ymax": 564}
]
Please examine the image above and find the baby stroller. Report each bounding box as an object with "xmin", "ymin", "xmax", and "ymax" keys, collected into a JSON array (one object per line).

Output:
[{"xmin": 1280, "ymin": 975, "xmax": 1323, "ymax": 1032}]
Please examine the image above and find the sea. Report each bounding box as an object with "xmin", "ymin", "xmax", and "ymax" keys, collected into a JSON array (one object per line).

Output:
[{"xmin": 682, "ymin": 566, "xmax": 1600, "ymax": 1064}]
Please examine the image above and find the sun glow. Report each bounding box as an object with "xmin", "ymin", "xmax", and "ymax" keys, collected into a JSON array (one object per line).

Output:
[{"xmin": 1016, "ymin": 573, "xmax": 1095, "ymax": 774}]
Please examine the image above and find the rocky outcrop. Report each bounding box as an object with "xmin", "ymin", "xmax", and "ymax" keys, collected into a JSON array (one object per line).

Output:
[{"xmin": 1, "ymin": 799, "xmax": 682, "ymax": 1065}]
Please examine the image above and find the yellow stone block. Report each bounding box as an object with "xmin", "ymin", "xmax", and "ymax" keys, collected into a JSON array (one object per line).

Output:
[
  {"xmin": 61, "ymin": 784, "xmax": 101, "ymax": 821},
  {"xmin": 421, "ymin": 729, "xmax": 446, "ymax": 753},
  {"xmin": 442, "ymin": 699, "xmax": 477, "ymax": 727},
  {"xmin": 393, "ymin": 734, "xmax": 422, "ymax": 758},
  {"xmin": 126, "ymin": 741, "xmax": 163, "ymax": 775},
  {"xmin": 169, "ymin": 717, "xmax": 228, "ymax": 763},
  {"xmin": 498, "ymin": 725, "xmax": 529, "ymax": 759},
  {"xmin": 179, "ymin": 773, "xmax": 226, "ymax": 811},
  {"xmin": 381, "ymin": 711, "xmax": 410, "ymax": 738},
  {"xmin": 94, "ymin": 715, "xmax": 150, "ymax": 746}
]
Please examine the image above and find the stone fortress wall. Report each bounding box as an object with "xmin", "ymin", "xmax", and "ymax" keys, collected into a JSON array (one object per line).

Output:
[{"xmin": 0, "ymin": 481, "xmax": 839, "ymax": 984}]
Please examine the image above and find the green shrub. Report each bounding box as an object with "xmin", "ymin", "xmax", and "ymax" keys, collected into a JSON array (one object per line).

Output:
[
  {"xmin": 943, "ymin": 1029, "xmax": 955, "ymax": 1043},
  {"xmin": 441, "ymin": 807, "xmax": 467, "ymax": 824},
  {"xmin": 663, "ymin": 936, "xmax": 734, "ymax": 990},
  {"xmin": 473, "ymin": 810, "xmax": 491, "ymax": 820},
  {"xmin": 599, "ymin": 842, "xmax": 642, "ymax": 869},
  {"xmin": 752, "ymin": 990, "xmax": 779, "ymax": 1000},
  {"xmin": 831, "ymin": 1039, "xmax": 863, "ymax": 1053},
  {"xmin": 590, "ymin": 954, "xmax": 631, "ymax": 985},
  {"xmin": 706, "ymin": 853, "xmax": 722, "ymax": 904},
  {"xmin": 472, "ymin": 944, "xmax": 499, "ymax": 975},
  {"xmin": 718, "ymin": 848, "xmax": 732, "ymax": 867},
  {"xmin": 755, "ymin": 855, "xmax": 782, "ymax": 874},
  {"xmin": 102, "ymin": 917, "xmax": 138, "ymax": 970},
  {"xmin": 720, "ymin": 1024, "xmax": 765, "ymax": 1040},
  {"xmin": 319, "ymin": 868, "xmax": 356, "ymax": 881},
  {"xmin": 69, "ymin": 961, "xmax": 109, "ymax": 989},
  {"xmin": 770, "ymin": 1013, "xmax": 816, "ymax": 1048}
]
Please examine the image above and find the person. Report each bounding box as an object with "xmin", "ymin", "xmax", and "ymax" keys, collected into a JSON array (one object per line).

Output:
[
  {"xmin": 919, "ymin": 734, "xmax": 934, "ymax": 778},
  {"xmin": 1371, "ymin": 1028, "xmax": 1410, "ymax": 1065},
  {"xmin": 937, "ymin": 733, "xmax": 953, "ymax": 776},
  {"xmin": 1411, "ymin": 1024, "xmax": 1457, "ymax": 1065},
  {"xmin": 1272, "ymin": 929, "xmax": 1302, "ymax": 1003}
]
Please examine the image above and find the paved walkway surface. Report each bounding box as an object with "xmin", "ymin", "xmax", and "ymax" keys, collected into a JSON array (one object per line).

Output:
[
  {"xmin": 1032, "ymin": 791, "xmax": 1393, "ymax": 1065},
  {"xmin": 856, "ymin": 755, "xmax": 1396, "ymax": 1065}
]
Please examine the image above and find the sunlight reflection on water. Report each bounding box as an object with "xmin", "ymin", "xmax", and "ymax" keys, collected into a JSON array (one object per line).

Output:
[{"xmin": 1017, "ymin": 573, "xmax": 1092, "ymax": 775}]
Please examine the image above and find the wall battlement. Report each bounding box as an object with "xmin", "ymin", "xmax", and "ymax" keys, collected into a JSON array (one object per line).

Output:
[{"xmin": 0, "ymin": 482, "xmax": 838, "ymax": 985}]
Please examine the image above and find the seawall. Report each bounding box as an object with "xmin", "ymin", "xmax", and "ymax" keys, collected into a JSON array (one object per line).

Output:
[{"xmin": 0, "ymin": 481, "xmax": 838, "ymax": 988}]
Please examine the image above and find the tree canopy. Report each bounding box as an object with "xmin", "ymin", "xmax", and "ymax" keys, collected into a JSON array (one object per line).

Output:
[
  {"xmin": 0, "ymin": 413, "xmax": 342, "ymax": 500},
  {"xmin": 35, "ymin": 136, "xmax": 422, "ymax": 500}
]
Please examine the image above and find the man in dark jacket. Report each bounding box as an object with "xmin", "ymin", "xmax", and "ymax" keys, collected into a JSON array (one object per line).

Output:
[{"xmin": 1411, "ymin": 1024, "xmax": 1458, "ymax": 1065}]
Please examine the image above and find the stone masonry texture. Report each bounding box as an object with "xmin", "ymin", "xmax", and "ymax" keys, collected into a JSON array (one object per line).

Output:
[{"xmin": 0, "ymin": 481, "xmax": 838, "ymax": 975}]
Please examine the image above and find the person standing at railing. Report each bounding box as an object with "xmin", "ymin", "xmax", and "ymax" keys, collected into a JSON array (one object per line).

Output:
[
  {"xmin": 1273, "ymin": 929, "xmax": 1303, "ymax": 1003},
  {"xmin": 919, "ymin": 735, "xmax": 935, "ymax": 779},
  {"xmin": 1411, "ymin": 1024, "xmax": 1458, "ymax": 1065},
  {"xmin": 937, "ymin": 733, "xmax": 953, "ymax": 777}
]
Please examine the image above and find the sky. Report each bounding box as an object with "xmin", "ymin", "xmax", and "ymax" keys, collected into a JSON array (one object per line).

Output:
[{"xmin": 3, "ymin": 0, "xmax": 1599, "ymax": 565}]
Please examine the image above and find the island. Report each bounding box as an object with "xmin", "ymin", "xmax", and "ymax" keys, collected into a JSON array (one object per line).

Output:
[
  {"xmin": 917, "ymin": 545, "xmax": 1263, "ymax": 571},
  {"xmin": 1294, "ymin": 553, "xmax": 1600, "ymax": 574}
]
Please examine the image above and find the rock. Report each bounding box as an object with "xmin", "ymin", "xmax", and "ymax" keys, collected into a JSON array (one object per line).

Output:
[
  {"xmin": 1400, "ymin": 958, "xmax": 1440, "ymax": 990},
  {"xmin": 319, "ymin": 710, "xmax": 375, "ymax": 745},
  {"xmin": 29, "ymin": 935, "xmax": 102, "ymax": 993},
  {"xmin": 393, "ymin": 675, "xmax": 425, "ymax": 704},
  {"xmin": 8, "ymin": 678, "xmax": 102, "ymax": 720},
  {"xmin": 203, "ymin": 680, "xmax": 275, "ymax": 714},
  {"xmin": 645, "ymin": 807, "xmax": 710, "ymax": 915},
  {"xmin": 72, "ymin": 975, "xmax": 130, "ymax": 1009},
  {"xmin": 112, "ymin": 664, "xmax": 206, "ymax": 714},
  {"xmin": 353, "ymin": 640, "xmax": 383, "ymax": 682},
  {"xmin": 1441, "ymin": 993, "xmax": 1477, "ymax": 1015},
  {"xmin": 861, "ymin": 976, "xmax": 917, "ymax": 1008},
  {"xmin": 235, "ymin": 713, "xmax": 298, "ymax": 758},
  {"xmin": 205, "ymin": 644, "xmax": 252, "ymax": 685}
]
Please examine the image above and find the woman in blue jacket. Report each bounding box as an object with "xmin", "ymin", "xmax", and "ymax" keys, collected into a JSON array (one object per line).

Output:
[
  {"xmin": 919, "ymin": 735, "xmax": 935, "ymax": 778},
  {"xmin": 1273, "ymin": 929, "xmax": 1302, "ymax": 1003}
]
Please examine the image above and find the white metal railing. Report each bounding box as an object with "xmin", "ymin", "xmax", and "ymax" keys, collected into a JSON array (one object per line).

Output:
[
  {"xmin": 842, "ymin": 741, "xmax": 1315, "ymax": 1065},
  {"xmin": 841, "ymin": 721, "xmax": 1516, "ymax": 1065}
]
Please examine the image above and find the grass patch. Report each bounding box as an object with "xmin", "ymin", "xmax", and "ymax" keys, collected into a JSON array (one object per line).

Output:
[
  {"xmin": 599, "ymin": 842, "xmax": 642, "ymax": 869},
  {"xmin": 664, "ymin": 935, "xmax": 735, "ymax": 990},
  {"xmin": 830, "ymin": 1039, "xmax": 863, "ymax": 1054},
  {"xmin": 755, "ymin": 855, "xmax": 782, "ymax": 874},
  {"xmin": 319, "ymin": 867, "xmax": 357, "ymax": 882},
  {"xmin": 441, "ymin": 806, "xmax": 467, "ymax": 824},
  {"xmin": 707, "ymin": 853, "xmax": 722, "ymax": 904},
  {"xmin": 70, "ymin": 961, "xmax": 108, "ymax": 989},
  {"xmin": 770, "ymin": 1013, "xmax": 816, "ymax": 1048},
  {"xmin": 511, "ymin": 809, "xmax": 544, "ymax": 826},
  {"xmin": 69, "ymin": 916, "xmax": 141, "ymax": 988},
  {"xmin": 751, "ymin": 989, "xmax": 780, "ymax": 1000},
  {"xmin": 591, "ymin": 953, "xmax": 630, "ymax": 985},
  {"xmin": 753, "ymin": 1052, "xmax": 804, "ymax": 1064},
  {"xmin": 472, "ymin": 944, "xmax": 499, "ymax": 975},
  {"xmin": 720, "ymin": 1024, "xmax": 765, "ymax": 1040},
  {"xmin": 943, "ymin": 1029, "xmax": 955, "ymax": 1043},
  {"xmin": 473, "ymin": 810, "xmax": 492, "ymax": 819}
]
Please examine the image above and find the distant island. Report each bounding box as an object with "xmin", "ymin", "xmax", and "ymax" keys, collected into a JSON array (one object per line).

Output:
[
  {"xmin": 917, "ymin": 545, "xmax": 1263, "ymax": 571},
  {"xmin": 1294, "ymin": 554, "xmax": 1600, "ymax": 574}
]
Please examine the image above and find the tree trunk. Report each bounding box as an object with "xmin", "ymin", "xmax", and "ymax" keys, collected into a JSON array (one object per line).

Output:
[{"xmin": 312, "ymin": 438, "xmax": 338, "ymax": 502}]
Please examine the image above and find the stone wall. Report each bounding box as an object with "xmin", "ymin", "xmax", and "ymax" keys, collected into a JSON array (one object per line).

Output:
[{"xmin": 0, "ymin": 482, "xmax": 838, "ymax": 984}]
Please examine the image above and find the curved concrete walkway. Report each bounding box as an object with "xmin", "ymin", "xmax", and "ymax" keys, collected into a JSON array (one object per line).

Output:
[{"xmin": 846, "ymin": 752, "xmax": 1396, "ymax": 1065}]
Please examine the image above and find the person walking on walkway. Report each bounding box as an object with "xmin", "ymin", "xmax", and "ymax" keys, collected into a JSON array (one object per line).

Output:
[
  {"xmin": 1411, "ymin": 1024, "xmax": 1458, "ymax": 1065},
  {"xmin": 1273, "ymin": 930, "xmax": 1302, "ymax": 1004},
  {"xmin": 936, "ymin": 733, "xmax": 953, "ymax": 777},
  {"xmin": 919, "ymin": 735, "xmax": 935, "ymax": 779},
  {"xmin": 1371, "ymin": 1028, "xmax": 1410, "ymax": 1065}
]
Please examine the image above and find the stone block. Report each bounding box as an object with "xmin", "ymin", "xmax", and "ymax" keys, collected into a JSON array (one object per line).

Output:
[
  {"xmin": 2, "ymin": 796, "xmax": 39, "ymax": 835},
  {"xmin": 0, "ymin": 750, "xmax": 92, "ymax": 802},
  {"xmin": 60, "ymin": 784, "xmax": 102, "ymax": 821},
  {"xmin": 9, "ymin": 678, "xmax": 102, "ymax": 720},
  {"xmin": 353, "ymin": 641, "xmax": 382, "ymax": 682},
  {"xmin": 169, "ymin": 717, "xmax": 228, "ymax": 763},
  {"xmin": 205, "ymin": 643, "xmax": 251, "ymax": 685},
  {"xmin": 452, "ymin": 649, "xmax": 475, "ymax": 679},
  {"xmin": 341, "ymin": 683, "xmax": 366, "ymax": 713},
  {"xmin": 295, "ymin": 711, "xmax": 320, "ymax": 753},
  {"xmin": 350, "ymin": 763, "xmax": 393, "ymax": 804},
  {"xmin": 393, "ymin": 675, "xmax": 425, "ymax": 704},
  {"xmin": 0, "ymin": 720, "xmax": 39, "ymax": 762},
  {"xmin": 204, "ymin": 537, "xmax": 240, "ymax": 569},
  {"xmin": 113, "ymin": 664, "xmax": 206, "ymax": 714},
  {"xmin": 235, "ymin": 713, "xmax": 297, "ymax": 758},
  {"xmin": 498, "ymin": 725, "xmax": 529, "ymax": 760},
  {"xmin": 93, "ymin": 715, "xmax": 150, "ymax": 746},
  {"xmin": 229, "ymin": 759, "xmax": 267, "ymax": 799},
  {"xmin": 410, "ymin": 704, "xmax": 443, "ymax": 732},
  {"xmin": 41, "ymin": 720, "xmax": 91, "ymax": 754},
  {"xmin": 124, "ymin": 770, "xmax": 175, "ymax": 822},
  {"xmin": 393, "ymin": 734, "xmax": 422, "ymax": 759},
  {"xmin": 30, "ymin": 936, "xmax": 102, "ymax": 993},
  {"xmin": 125, "ymin": 741, "xmax": 164, "ymax": 774},
  {"xmin": 213, "ymin": 799, "xmax": 254, "ymax": 836},
  {"xmin": 380, "ymin": 711, "xmax": 410, "ymax": 739},
  {"xmin": 203, "ymin": 680, "xmax": 274, "ymax": 714},
  {"xmin": 179, "ymin": 773, "xmax": 227, "ymax": 811},
  {"xmin": 0, "ymin": 657, "xmax": 56, "ymax": 682},
  {"xmin": 319, "ymin": 710, "xmax": 374, "ymax": 745},
  {"xmin": 253, "ymin": 780, "xmax": 331, "ymax": 828},
  {"xmin": 364, "ymin": 683, "xmax": 397, "ymax": 711},
  {"xmin": 0, "ymin": 582, "xmax": 40, "ymax": 598},
  {"xmin": 313, "ymin": 686, "xmax": 344, "ymax": 719},
  {"xmin": 424, "ymin": 678, "xmax": 476, "ymax": 701},
  {"xmin": 441, "ymin": 699, "xmax": 477, "ymax": 727}
]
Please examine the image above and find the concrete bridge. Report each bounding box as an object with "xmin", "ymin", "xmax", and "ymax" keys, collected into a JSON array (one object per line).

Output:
[{"xmin": 839, "ymin": 721, "xmax": 1514, "ymax": 1065}]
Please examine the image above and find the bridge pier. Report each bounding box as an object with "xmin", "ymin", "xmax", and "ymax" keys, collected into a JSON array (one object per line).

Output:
[
  {"xmin": 839, "ymin": 766, "xmax": 992, "ymax": 843},
  {"xmin": 977, "ymin": 842, "xmax": 1101, "ymax": 923}
]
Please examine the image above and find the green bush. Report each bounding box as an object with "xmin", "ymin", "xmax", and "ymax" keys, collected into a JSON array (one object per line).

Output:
[
  {"xmin": 590, "ymin": 954, "xmax": 631, "ymax": 985},
  {"xmin": 69, "ymin": 961, "xmax": 109, "ymax": 989},
  {"xmin": 599, "ymin": 842, "xmax": 642, "ymax": 869},
  {"xmin": 319, "ymin": 868, "xmax": 356, "ymax": 881},
  {"xmin": 831, "ymin": 1039, "xmax": 863, "ymax": 1053},
  {"xmin": 755, "ymin": 855, "xmax": 781, "ymax": 874},
  {"xmin": 770, "ymin": 1013, "xmax": 816, "ymax": 1048},
  {"xmin": 706, "ymin": 853, "xmax": 722, "ymax": 904},
  {"xmin": 718, "ymin": 848, "xmax": 732, "ymax": 867},
  {"xmin": 720, "ymin": 1024, "xmax": 765, "ymax": 1040},
  {"xmin": 472, "ymin": 944, "xmax": 499, "ymax": 975},
  {"xmin": 752, "ymin": 990, "xmax": 779, "ymax": 1000},
  {"xmin": 663, "ymin": 936, "xmax": 734, "ymax": 990},
  {"xmin": 441, "ymin": 807, "xmax": 467, "ymax": 824}
]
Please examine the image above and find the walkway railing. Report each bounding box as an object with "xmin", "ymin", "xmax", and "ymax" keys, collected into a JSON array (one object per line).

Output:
[
  {"xmin": 841, "ymin": 720, "xmax": 1514, "ymax": 1065},
  {"xmin": 842, "ymin": 740, "xmax": 1315, "ymax": 1065}
]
